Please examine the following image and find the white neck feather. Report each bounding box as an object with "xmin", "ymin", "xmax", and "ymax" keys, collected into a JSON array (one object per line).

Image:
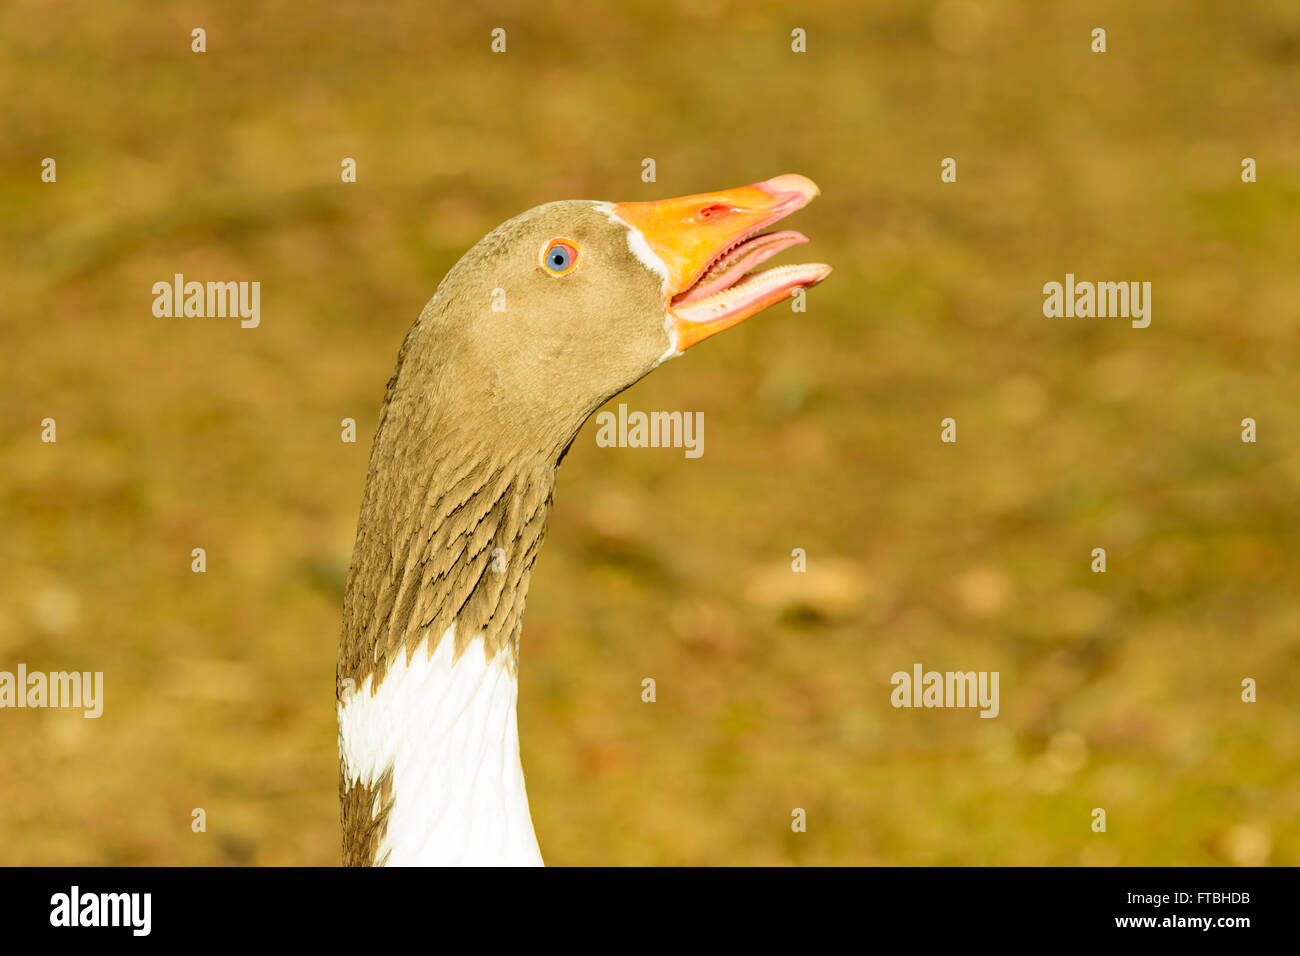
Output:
[{"xmin": 337, "ymin": 624, "xmax": 543, "ymax": 866}]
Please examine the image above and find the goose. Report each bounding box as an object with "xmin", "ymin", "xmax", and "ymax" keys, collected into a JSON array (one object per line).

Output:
[{"xmin": 337, "ymin": 174, "xmax": 831, "ymax": 866}]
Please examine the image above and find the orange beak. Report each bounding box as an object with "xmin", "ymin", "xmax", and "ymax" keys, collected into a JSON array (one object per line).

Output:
[{"xmin": 611, "ymin": 174, "xmax": 832, "ymax": 352}]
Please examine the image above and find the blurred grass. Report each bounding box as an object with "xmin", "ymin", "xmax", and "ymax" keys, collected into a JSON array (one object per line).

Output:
[{"xmin": 1, "ymin": 0, "xmax": 1297, "ymax": 865}]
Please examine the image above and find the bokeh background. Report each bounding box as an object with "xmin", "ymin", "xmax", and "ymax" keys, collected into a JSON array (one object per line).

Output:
[{"xmin": 2, "ymin": 0, "xmax": 1297, "ymax": 865}]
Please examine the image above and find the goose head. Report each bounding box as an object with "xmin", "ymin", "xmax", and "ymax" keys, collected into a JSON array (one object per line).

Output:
[
  {"xmin": 338, "ymin": 174, "xmax": 830, "ymax": 866},
  {"xmin": 406, "ymin": 173, "xmax": 830, "ymax": 461}
]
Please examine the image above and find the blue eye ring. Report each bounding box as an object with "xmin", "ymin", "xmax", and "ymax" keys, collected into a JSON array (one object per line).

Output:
[{"xmin": 542, "ymin": 238, "xmax": 579, "ymax": 276}]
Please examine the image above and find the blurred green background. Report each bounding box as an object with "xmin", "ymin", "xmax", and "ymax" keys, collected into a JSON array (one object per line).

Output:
[{"xmin": 1, "ymin": 0, "xmax": 1297, "ymax": 865}]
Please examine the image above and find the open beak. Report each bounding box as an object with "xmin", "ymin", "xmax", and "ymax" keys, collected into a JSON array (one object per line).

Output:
[{"xmin": 611, "ymin": 174, "xmax": 832, "ymax": 352}]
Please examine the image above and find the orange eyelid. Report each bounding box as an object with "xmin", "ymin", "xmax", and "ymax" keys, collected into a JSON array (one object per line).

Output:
[{"xmin": 541, "ymin": 237, "xmax": 580, "ymax": 276}]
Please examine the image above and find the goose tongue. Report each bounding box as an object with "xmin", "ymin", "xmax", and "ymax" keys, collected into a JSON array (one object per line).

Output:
[
  {"xmin": 612, "ymin": 174, "xmax": 832, "ymax": 351},
  {"xmin": 672, "ymin": 230, "xmax": 809, "ymax": 305}
]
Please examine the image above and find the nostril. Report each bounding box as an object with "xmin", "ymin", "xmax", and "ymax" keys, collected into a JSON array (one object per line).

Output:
[{"xmin": 697, "ymin": 203, "xmax": 732, "ymax": 221}]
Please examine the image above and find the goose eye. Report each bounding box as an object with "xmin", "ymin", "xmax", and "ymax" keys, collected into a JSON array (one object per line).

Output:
[{"xmin": 542, "ymin": 239, "xmax": 579, "ymax": 275}]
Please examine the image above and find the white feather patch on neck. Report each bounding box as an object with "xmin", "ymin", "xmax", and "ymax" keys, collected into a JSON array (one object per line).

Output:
[{"xmin": 338, "ymin": 624, "xmax": 543, "ymax": 866}]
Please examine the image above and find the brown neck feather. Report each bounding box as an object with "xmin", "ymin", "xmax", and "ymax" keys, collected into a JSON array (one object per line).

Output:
[{"xmin": 338, "ymin": 328, "xmax": 562, "ymax": 695}]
